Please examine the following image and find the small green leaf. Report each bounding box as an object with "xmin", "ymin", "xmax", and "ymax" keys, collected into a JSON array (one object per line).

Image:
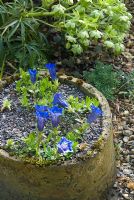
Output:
[
  {"xmin": 52, "ymin": 4, "xmax": 66, "ymax": 14},
  {"xmin": 78, "ymin": 31, "xmax": 89, "ymax": 39},
  {"xmin": 115, "ymin": 43, "xmax": 125, "ymax": 54},
  {"xmin": 1, "ymin": 98, "xmax": 12, "ymax": 111},
  {"xmin": 119, "ymin": 16, "xmax": 129, "ymax": 22},
  {"xmin": 65, "ymin": 21, "xmax": 75, "ymax": 28},
  {"xmin": 71, "ymin": 44, "xmax": 83, "ymax": 54},
  {"xmin": 6, "ymin": 139, "xmax": 14, "ymax": 148},
  {"xmin": 66, "ymin": 35, "xmax": 76, "ymax": 43},
  {"xmin": 104, "ymin": 41, "xmax": 114, "ymax": 48},
  {"xmin": 90, "ymin": 30, "xmax": 103, "ymax": 39}
]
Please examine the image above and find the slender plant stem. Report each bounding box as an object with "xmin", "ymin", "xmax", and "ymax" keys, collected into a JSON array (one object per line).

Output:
[
  {"xmin": 0, "ymin": 0, "xmax": 4, "ymax": 5},
  {"xmin": 32, "ymin": 83, "xmax": 37, "ymax": 104},
  {"xmin": 0, "ymin": 55, "xmax": 6, "ymax": 80},
  {"xmin": 36, "ymin": 131, "xmax": 43, "ymax": 156},
  {"xmin": 90, "ymin": 125, "xmax": 98, "ymax": 135},
  {"xmin": 6, "ymin": 61, "xmax": 17, "ymax": 71},
  {"xmin": 116, "ymin": 79, "xmax": 134, "ymax": 94},
  {"xmin": 36, "ymin": 19, "xmax": 57, "ymax": 28},
  {"xmin": 66, "ymin": 1, "xmax": 80, "ymax": 11},
  {"xmin": 25, "ymin": 11, "xmax": 55, "ymax": 18},
  {"xmin": 53, "ymin": 127, "xmax": 58, "ymax": 144},
  {"xmin": 30, "ymin": 0, "xmax": 34, "ymax": 11},
  {"xmin": 24, "ymin": 1, "xmax": 80, "ymax": 18}
]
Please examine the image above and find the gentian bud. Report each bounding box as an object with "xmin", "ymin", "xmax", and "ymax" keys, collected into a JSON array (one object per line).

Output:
[
  {"xmin": 87, "ymin": 104, "xmax": 103, "ymax": 124},
  {"xmin": 49, "ymin": 106, "xmax": 63, "ymax": 128},
  {"xmin": 53, "ymin": 93, "xmax": 68, "ymax": 108},
  {"xmin": 35, "ymin": 105, "xmax": 49, "ymax": 131},
  {"xmin": 28, "ymin": 69, "xmax": 37, "ymax": 84},
  {"xmin": 45, "ymin": 63, "xmax": 57, "ymax": 80}
]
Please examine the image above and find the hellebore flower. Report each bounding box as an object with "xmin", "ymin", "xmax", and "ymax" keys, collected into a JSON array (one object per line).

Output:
[
  {"xmin": 87, "ymin": 104, "xmax": 103, "ymax": 124},
  {"xmin": 28, "ymin": 69, "xmax": 37, "ymax": 84},
  {"xmin": 49, "ymin": 106, "xmax": 63, "ymax": 128},
  {"xmin": 45, "ymin": 63, "xmax": 57, "ymax": 80},
  {"xmin": 53, "ymin": 93, "xmax": 68, "ymax": 108},
  {"xmin": 57, "ymin": 137, "xmax": 73, "ymax": 154}
]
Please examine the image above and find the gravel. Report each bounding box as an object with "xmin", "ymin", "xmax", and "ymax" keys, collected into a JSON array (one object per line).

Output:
[{"xmin": 106, "ymin": 99, "xmax": 134, "ymax": 200}]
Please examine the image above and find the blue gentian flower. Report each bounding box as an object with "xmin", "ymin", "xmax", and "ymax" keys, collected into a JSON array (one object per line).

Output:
[
  {"xmin": 28, "ymin": 69, "xmax": 37, "ymax": 84},
  {"xmin": 51, "ymin": 112, "xmax": 61, "ymax": 128},
  {"xmin": 87, "ymin": 104, "xmax": 103, "ymax": 124},
  {"xmin": 35, "ymin": 105, "xmax": 49, "ymax": 131},
  {"xmin": 35, "ymin": 105, "xmax": 48, "ymax": 113},
  {"xmin": 45, "ymin": 63, "xmax": 57, "ymax": 80},
  {"xmin": 49, "ymin": 106, "xmax": 63, "ymax": 114},
  {"xmin": 36, "ymin": 111, "xmax": 49, "ymax": 132},
  {"xmin": 49, "ymin": 106, "xmax": 63, "ymax": 128},
  {"xmin": 53, "ymin": 93, "xmax": 68, "ymax": 108},
  {"xmin": 57, "ymin": 137, "xmax": 73, "ymax": 154}
]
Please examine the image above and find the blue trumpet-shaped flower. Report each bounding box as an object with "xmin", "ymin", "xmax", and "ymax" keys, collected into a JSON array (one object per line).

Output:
[
  {"xmin": 49, "ymin": 106, "xmax": 63, "ymax": 128},
  {"xmin": 28, "ymin": 69, "xmax": 37, "ymax": 84},
  {"xmin": 87, "ymin": 104, "xmax": 103, "ymax": 124},
  {"xmin": 57, "ymin": 137, "xmax": 73, "ymax": 154},
  {"xmin": 35, "ymin": 105, "xmax": 49, "ymax": 131},
  {"xmin": 49, "ymin": 106, "xmax": 63, "ymax": 114},
  {"xmin": 35, "ymin": 105, "xmax": 48, "ymax": 113},
  {"xmin": 45, "ymin": 63, "xmax": 57, "ymax": 80},
  {"xmin": 53, "ymin": 93, "xmax": 68, "ymax": 108},
  {"xmin": 36, "ymin": 111, "xmax": 49, "ymax": 132}
]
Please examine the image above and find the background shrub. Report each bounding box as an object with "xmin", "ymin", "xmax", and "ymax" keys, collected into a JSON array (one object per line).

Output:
[
  {"xmin": 83, "ymin": 62, "xmax": 120, "ymax": 100},
  {"xmin": 0, "ymin": 0, "xmax": 132, "ymax": 74},
  {"xmin": 118, "ymin": 70, "xmax": 134, "ymax": 101}
]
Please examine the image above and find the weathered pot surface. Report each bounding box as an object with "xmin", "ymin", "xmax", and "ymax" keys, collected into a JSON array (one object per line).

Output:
[{"xmin": 0, "ymin": 74, "xmax": 116, "ymax": 200}]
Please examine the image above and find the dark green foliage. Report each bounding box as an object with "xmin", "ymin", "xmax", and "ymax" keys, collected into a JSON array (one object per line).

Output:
[
  {"xmin": 0, "ymin": 0, "xmax": 48, "ymax": 72},
  {"xmin": 0, "ymin": 0, "xmax": 132, "ymax": 77},
  {"xmin": 83, "ymin": 62, "xmax": 120, "ymax": 100},
  {"xmin": 118, "ymin": 70, "xmax": 134, "ymax": 101}
]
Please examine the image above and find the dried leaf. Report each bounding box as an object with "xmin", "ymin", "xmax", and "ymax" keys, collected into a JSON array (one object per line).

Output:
[
  {"xmin": 127, "ymin": 182, "xmax": 134, "ymax": 190},
  {"xmin": 79, "ymin": 143, "xmax": 88, "ymax": 150}
]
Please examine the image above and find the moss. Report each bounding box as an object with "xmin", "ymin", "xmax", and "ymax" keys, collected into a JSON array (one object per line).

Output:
[
  {"xmin": 87, "ymin": 150, "xmax": 95, "ymax": 157},
  {"xmin": 92, "ymin": 136, "xmax": 104, "ymax": 151}
]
